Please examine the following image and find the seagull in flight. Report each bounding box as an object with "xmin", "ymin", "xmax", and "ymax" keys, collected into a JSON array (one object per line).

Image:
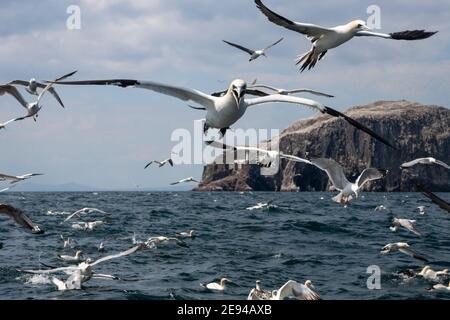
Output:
[
  {"xmin": 390, "ymin": 218, "xmax": 421, "ymax": 236},
  {"xmin": 0, "ymin": 172, "xmax": 43, "ymax": 184},
  {"xmin": 223, "ymin": 38, "xmax": 283, "ymax": 62},
  {"xmin": 144, "ymin": 158, "xmax": 174, "ymax": 169},
  {"xmin": 254, "ymin": 0, "xmax": 437, "ymax": 72},
  {"xmin": 201, "ymin": 278, "xmax": 231, "ymax": 291},
  {"xmin": 63, "ymin": 207, "xmax": 109, "ymax": 223},
  {"xmin": 170, "ymin": 177, "xmax": 199, "ymax": 186},
  {"xmin": 249, "ymin": 280, "xmax": 320, "ymax": 300},
  {"xmin": 206, "ymin": 140, "xmax": 312, "ymax": 169},
  {"xmin": 20, "ymin": 244, "xmax": 145, "ymax": 290},
  {"xmin": 8, "ymin": 78, "xmax": 68, "ymax": 108},
  {"xmin": 0, "ymin": 204, "xmax": 44, "ymax": 234},
  {"xmin": 0, "ymin": 71, "xmax": 76, "ymax": 129},
  {"xmin": 401, "ymin": 157, "xmax": 450, "ymax": 170},
  {"xmin": 310, "ymin": 158, "xmax": 387, "ymax": 205},
  {"xmin": 50, "ymin": 78, "xmax": 395, "ymax": 148},
  {"xmin": 249, "ymin": 84, "xmax": 334, "ymax": 98},
  {"xmin": 380, "ymin": 242, "xmax": 429, "ymax": 262}
]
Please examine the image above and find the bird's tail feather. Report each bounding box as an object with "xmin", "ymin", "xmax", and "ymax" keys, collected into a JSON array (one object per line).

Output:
[{"xmin": 296, "ymin": 48, "xmax": 322, "ymax": 72}]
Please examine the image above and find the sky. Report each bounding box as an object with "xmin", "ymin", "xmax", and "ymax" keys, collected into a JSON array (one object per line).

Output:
[{"xmin": 0, "ymin": 0, "xmax": 449, "ymax": 190}]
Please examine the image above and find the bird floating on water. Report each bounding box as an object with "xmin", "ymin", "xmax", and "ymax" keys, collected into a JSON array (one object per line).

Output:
[
  {"xmin": 58, "ymin": 250, "xmax": 84, "ymax": 262},
  {"xmin": 175, "ymin": 230, "xmax": 195, "ymax": 238},
  {"xmin": 201, "ymin": 278, "xmax": 231, "ymax": 291},
  {"xmin": 418, "ymin": 266, "xmax": 448, "ymax": 281},
  {"xmin": 254, "ymin": 0, "xmax": 437, "ymax": 72}
]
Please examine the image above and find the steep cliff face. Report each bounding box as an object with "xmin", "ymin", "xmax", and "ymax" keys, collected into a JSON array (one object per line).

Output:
[{"xmin": 195, "ymin": 101, "xmax": 450, "ymax": 192}]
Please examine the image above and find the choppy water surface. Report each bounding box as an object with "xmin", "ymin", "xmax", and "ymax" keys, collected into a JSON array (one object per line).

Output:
[{"xmin": 0, "ymin": 192, "xmax": 449, "ymax": 300}]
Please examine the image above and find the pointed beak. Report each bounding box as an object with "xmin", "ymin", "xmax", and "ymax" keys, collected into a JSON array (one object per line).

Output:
[
  {"xmin": 232, "ymin": 88, "xmax": 245, "ymax": 108},
  {"xmin": 362, "ymin": 25, "xmax": 371, "ymax": 31}
]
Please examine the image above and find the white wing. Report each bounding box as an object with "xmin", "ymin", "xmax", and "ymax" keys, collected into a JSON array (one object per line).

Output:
[
  {"xmin": 310, "ymin": 158, "xmax": 349, "ymax": 191},
  {"xmin": 90, "ymin": 244, "xmax": 144, "ymax": 266},
  {"xmin": 37, "ymin": 71, "xmax": 77, "ymax": 104},
  {"xmin": 264, "ymin": 37, "xmax": 284, "ymax": 50},
  {"xmin": 255, "ymin": 0, "xmax": 333, "ymax": 41},
  {"xmin": 285, "ymin": 88, "xmax": 334, "ymax": 98},
  {"xmin": 355, "ymin": 30, "xmax": 437, "ymax": 40},
  {"xmin": 277, "ymin": 280, "xmax": 320, "ymax": 300},
  {"xmin": 401, "ymin": 158, "xmax": 429, "ymax": 168},
  {"xmin": 136, "ymin": 81, "xmax": 216, "ymax": 110},
  {"xmin": 245, "ymin": 94, "xmax": 325, "ymax": 113},
  {"xmin": 355, "ymin": 168, "xmax": 386, "ymax": 189},
  {"xmin": 435, "ymin": 160, "xmax": 450, "ymax": 170},
  {"xmin": 399, "ymin": 220, "xmax": 421, "ymax": 236},
  {"xmin": 279, "ymin": 153, "xmax": 312, "ymax": 165}
]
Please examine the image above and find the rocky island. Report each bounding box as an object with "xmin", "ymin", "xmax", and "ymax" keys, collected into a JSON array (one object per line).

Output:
[{"xmin": 195, "ymin": 101, "xmax": 450, "ymax": 192}]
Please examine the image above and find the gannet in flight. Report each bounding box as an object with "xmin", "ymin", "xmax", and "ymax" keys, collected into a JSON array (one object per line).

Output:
[
  {"xmin": 380, "ymin": 242, "xmax": 429, "ymax": 262},
  {"xmin": 50, "ymin": 78, "xmax": 395, "ymax": 148},
  {"xmin": 206, "ymin": 140, "xmax": 312, "ymax": 169},
  {"xmin": 223, "ymin": 38, "xmax": 284, "ymax": 62},
  {"xmin": 0, "ymin": 172, "xmax": 43, "ymax": 184},
  {"xmin": 63, "ymin": 207, "xmax": 109, "ymax": 223},
  {"xmin": 8, "ymin": 78, "xmax": 68, "ymax": 108},
  {"xmin": 144, "ymin": 158, "xmax": 174, "ymax": 169},
  {"xmin": 249, "ymin": 280, "xmax": 320, "ymax": 300},
  {"xmin": 21, "ymin": 244, "xmax": 145, "ymax": 290},
  {"xmin": 58, "ymin": 250, "xmax": 84, "ymax": 262},
  {"xmin": 418, "ymin": 266, "xmax": 449, "ymax": 281},
  {"xmin": 0, "ymin": 71, "xmax": 76, "ymax": 129},
  {"xmin": 0, "ymin": 204, "xmax": 44, "ymax": 234},
  {"xmin": 401, "ymin": 157, "xmax": 450, "ymax": 170},
  {"xmin": 170, "ymin": 177, "xmax": 199, "ymax": 186},
  {"xmin": 416, "ymin": 183, "xmax": 450, "ymax": 214},
  {"xmin": 200, "ymin": 278, "xmax": 231, "ymax": 291},
  {"xmin": 249, "ymin": 84, "xmax": 334, "ymax": 98},
  {"xmin": 310, "ymin": 158, "xmax": 387, "ymax": 205},
  {"xmin": 390, "ymin": 218, "xmax": 421, "ymax": 236},
  {"xmin": 255, "ymin": 0, "xmax": 437, "ymax": 72},
  {"xmin": 175, "ymin": 230, "xmax": 195, "ymax": 238}
]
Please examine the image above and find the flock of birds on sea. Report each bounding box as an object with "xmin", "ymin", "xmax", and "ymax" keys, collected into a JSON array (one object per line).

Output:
[{"xmin": 0, "ymin": 1, "xmax": 449, "ymax": 299}]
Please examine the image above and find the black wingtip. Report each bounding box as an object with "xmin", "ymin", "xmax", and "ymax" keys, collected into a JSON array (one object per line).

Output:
[
  {"xmin": 323, "ymin": 106, "xmax": 398, "ymax": 150},
  {"xmin": 390, "ymin": 30, "xmax": 438, "ymax": 40}
]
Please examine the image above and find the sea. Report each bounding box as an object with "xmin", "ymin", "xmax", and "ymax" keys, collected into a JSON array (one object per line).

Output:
[{"xmin": 0, "ymin": 192, "xmax": 449, "ymax": 300}]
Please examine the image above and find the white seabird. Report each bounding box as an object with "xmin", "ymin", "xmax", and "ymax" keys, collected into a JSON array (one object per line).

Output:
[
  {"xmin": 145, "ymin": 236, "xmax": 189, "ymax": 248},
  {"xmin": 51, "ymin": 78, "xmax": 394, "ymax": 148},
  {"xmin": 21, "ymin": 244, "xmax": 145, "ymax": 290},
  {"xmin": 390, "ymin": 218, "xmax": 421, "ymax": 236},
  {"xmin": 0, "ymin": 172, "xmax": 43, "ymax": 184},
  {"xmin": 249, "ymin": 280, "xmax": 320, "ymax": 300},
  {"xmin": 58, "ymin": 250, "xmax": 84, "ymax": 262},
  {"xmin": 417, "ymin": 206, "xmax": 426, "ymax": 215},
  {"xmin": 170, "ymin": 177, "xmax": 199, "ymax": 186},
  {"xmin": 0, "ymin": 203, "xmax": 44, "ymax": 234},
  {"xmin": 430, "ymin": 282, "xmax": 450, "ymax": 292},
  {"xmin": 401, "ymin": 157, "xmax": 450, "ymax": 170},
  {"xmin": 60, "ymin": 235, "xmax": 77, "ymax": 248},
  {"xmin": 63, "ymin": 207, "xmax": 109, "ymax": 223},
  {"xmin": 246, "ymin": 200, "xmax": 276, "ymax": 211},
  {"xmin": 380, "ymin": 242, "xmax": 429, "ymax": 262},
  {"xmin": 0, "ymin": 71, "xmax": 76, "ymax": 129},
  {"xmin": 175, "ymin": 230, "xmax": 195, "ymax": 238},
  {"xmin": 144, "ymin": 158, "xmax": 174, "ymax": 169},
  {"xmin": 416, "ymin": 183, "xmax": 450, "ymax": 214},
  {"xmin": 223, "ymin": 38, "xmax": 284, "ymax": 62},
  {"xmin": 249, "ymin": 84, "xmax": 334, "ymax": 98},
  {"xmin": 200, "ymin": 278, "xmax": 231, "ymax": 291},
  {"xmin": 71, "ymin": 221, "xmax": 105, "ymax": 231},
  {"xmin": 255, "ymin": 0, "xmax": 437, "ymax": 72},
  {"xmin": 98, "ymin": 242, "xmax": 106, "ymax": 252},
  {"xmin": 310, "ymin": 158, "xmax": 387, "ymax": 205},
  {"xmin": 418, "ymin": 266, "xmax": 449, "ymax": 281},
  {"xmin": 206, "ymin": 140, "xmax": 311, "ymax": 169},
  {"xmin": 8, "ymin": 78, "xmax": 68, "ymax": 108}
]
